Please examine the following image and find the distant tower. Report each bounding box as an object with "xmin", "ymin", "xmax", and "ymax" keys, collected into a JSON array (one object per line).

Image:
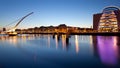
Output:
[{"xmin": 93, "ymin": 6, "xmax": 120, "ymax": 32}]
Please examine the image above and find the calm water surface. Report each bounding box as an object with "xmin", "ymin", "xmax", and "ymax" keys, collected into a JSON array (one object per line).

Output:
[{"xmin": 0, "ymin": 34, "xmax": 120, "ymax": 68}]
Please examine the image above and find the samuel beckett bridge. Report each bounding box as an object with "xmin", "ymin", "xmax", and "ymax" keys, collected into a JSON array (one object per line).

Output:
[{"xmin": 0, "ymin": 12, "xmax": 33, "ymax": 36}]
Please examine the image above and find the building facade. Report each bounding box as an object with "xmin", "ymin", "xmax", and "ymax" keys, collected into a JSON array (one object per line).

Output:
[{"xmin": 93, "ymin": 6, "xmax": 120, "ymax": 32}]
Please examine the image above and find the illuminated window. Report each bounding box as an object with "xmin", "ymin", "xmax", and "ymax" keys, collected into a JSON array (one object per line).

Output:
[{"xmin": 98, "ymin": 6, "xmax": 119, "ymax": 32}]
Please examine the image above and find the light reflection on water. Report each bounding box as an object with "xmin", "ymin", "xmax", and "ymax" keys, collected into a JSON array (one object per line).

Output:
[
  {"xmin": 0, "ymin": 34, "xmax": 120, "ymax": 68},
  {"xmin": 97, "ymin": 36, "xmax": 118, "ymax": 65}
]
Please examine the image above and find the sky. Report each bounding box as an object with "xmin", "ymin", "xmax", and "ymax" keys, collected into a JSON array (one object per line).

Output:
[{"xmin": 0, "ymin": 0, "xmax": 120, "ymax": 29}]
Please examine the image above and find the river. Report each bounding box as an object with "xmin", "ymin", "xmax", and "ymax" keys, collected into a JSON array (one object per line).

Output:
[{"xmin": 0, "ymin": 34, "xmax": 120, "ymax": 68}]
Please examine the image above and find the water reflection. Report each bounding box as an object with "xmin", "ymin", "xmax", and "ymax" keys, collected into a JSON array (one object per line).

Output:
[
  {"xmin": 55, "ymin": 35, "xmax": 58, "ymax": 49},
  {"xmin": 61, "ymin": 35, "xmax": 66, "ymax": 49},
  {"xmin": 75, "ymin": 35, "xmax": 79, "ymax": 53},
  {"xmin": 0, "ymin": 34, "xmax": 42, "ymax": 46},
  {"xmin": 0, "ymin": 34, "xmax": 120, "ymax": 67},
  {"xmin": 47, "ymin": 35, "xmax": 50, "ymax": 48},
  {"xmin": 93, "ymin": 36, "xmax": 120, "ymax": 66},
  {"xmin": 0, "ymin": 34, "xmax": 92, "ymax": 53},
  {"xmin": 54, "ymin": 34, "xmax": 70, "ymax": 50}
]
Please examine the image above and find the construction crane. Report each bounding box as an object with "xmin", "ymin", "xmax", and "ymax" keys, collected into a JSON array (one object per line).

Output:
[{"xmin": 7, "ymin": 12, "xmax": 33, "ymax": 36}]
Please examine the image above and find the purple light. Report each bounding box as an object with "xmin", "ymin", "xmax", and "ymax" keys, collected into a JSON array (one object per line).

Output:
[{"xmin": 97, "ymin": 36, "xmax": 118, "ymax": 65}]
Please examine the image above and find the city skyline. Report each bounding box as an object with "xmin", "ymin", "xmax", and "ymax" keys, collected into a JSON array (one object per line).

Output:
[{"xmin": 0, "ymin": 0, "xmax": 120, "ymax": 29}]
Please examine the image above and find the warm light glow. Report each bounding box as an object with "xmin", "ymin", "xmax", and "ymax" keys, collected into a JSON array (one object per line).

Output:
[
  {"xmin": 55, "ymin": 35, "xmax": 58, "ymax": 49},
  {"xmin": 113, "ymin": 36, "xmax": 118, "ymax": 56},
  {"xmin": 75, "ymin": 35, "xmax": 79, "ymax": 53},
  {"xmin": 98, "ymin": 10, "xmax": 118, "ymax": 32},
  {"xmin": 113, "ymin": 36, "xmax": 117, "ymax": 46},
  {"xmin": 0, "ymin": 36, "xmax": 18, "ymax": 45},
  {"xmin": 9, "ymin": 36, "xmax": 18, "ymax": 45},
  {"xmin": 8, "ymin": 28, "xmax": 15, "ymax": 32},
  {"xmin": 61, "ymin": 35, "xmax": 66, "ymax": 49},
  {"xmin": 89, "ymin": 35, "xmax": 93, "ymax": 45},
  {"xmin": 0, "ymin": 35, "xmax": 8, "ymax": 41}
]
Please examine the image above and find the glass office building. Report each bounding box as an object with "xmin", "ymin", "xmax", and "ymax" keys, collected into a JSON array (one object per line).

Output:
[{"xmin": 93, "ymin": 6, "xmax": 120, "ymax": 32}]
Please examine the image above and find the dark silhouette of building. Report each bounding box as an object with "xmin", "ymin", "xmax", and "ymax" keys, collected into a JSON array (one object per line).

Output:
[
  {"xmin": 93, "ymin": 6, "xmax": 120, "ymax": 32},
  {"xmin": 3, "ymin": 28, "xmax": 6, "ymax": 31}
]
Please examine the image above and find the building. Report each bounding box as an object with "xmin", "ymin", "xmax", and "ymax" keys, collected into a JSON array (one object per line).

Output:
[{"xmin": 93, "ymin": 6, "xmax": 120, "ymax": 32}]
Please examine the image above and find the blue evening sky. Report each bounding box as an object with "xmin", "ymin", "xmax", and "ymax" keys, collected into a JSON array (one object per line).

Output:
[{"xmin": 0, "ymin": 0, "xmax": 120, "ymax": 29}]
